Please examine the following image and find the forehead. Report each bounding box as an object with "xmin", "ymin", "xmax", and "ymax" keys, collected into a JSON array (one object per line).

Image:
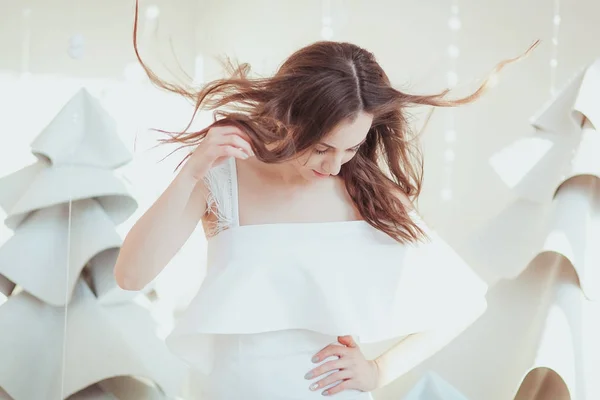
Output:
[{"xmin": 321, "ymin": 112, "xmax": 373, "ymax": 147}]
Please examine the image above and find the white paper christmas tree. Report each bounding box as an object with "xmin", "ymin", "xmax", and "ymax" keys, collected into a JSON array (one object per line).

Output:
[
  {"xmin": 462, "ymin": 58, "xmax": 600, "ymax": 399},
  {"xmin": 465, "ymin": 59, "xmax": 600, "ymax": 292},
  {"xmin": 0, "ymin": 88, "xmax": 187, "ymax": 399}
]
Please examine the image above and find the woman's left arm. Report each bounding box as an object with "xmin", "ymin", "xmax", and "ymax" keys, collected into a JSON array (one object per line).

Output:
[
  {"xmin": 371, "ymin": 319, "xmax": 473, "ymax": 388},
  {"xmin": 306, "ymin": 317, "xmax": 478, "ymax": 396}
]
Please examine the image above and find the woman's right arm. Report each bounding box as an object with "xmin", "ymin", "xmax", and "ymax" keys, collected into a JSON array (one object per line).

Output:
[{"xmin": 113, "ymin": 126, "xmax": 254, "ymax": 291}]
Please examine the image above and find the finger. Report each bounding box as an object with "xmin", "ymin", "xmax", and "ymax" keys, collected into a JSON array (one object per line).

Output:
[
  {"xmin": 323, "ymin": 379, "xmax": 354, "ymax": 396},
  {"xmin": 338, "ymin": 335, "xmax": 358, "ymax": 348},
  {"xmin": 209, "ymin": 125, "xmax": 253, "ymax": 145},
  {"xmin": 223, "ymin": 127, "xmax": 252, "ymax": 142},
  {"xmin": 312, "ymin": 344, "xmax": 350, "ymax": 363},
  {"xmin": 305, "ymin": 359, "xmax": 346, "ymax": 379},
  {"xmin": 219, "ymin": 145, "xmax": 251, "ymax": 160},
  {"xmin": 207, "ymin": 125, "xmax": 244, "ymax": 137},
  {"xmin": 219, "ymin": 134, "xmax": 254, "ymax": 157},
  {"xmin": 308, "ymin": 370, "xmax": 352, "ymax": 392}
]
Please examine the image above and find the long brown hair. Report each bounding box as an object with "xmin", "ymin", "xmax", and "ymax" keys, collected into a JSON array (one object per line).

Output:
[{"xmin": 132, "ymin": 0, "xmax": 538, "ymax": 243}]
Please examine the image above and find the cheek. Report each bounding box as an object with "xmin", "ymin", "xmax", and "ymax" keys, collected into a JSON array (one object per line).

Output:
[
  {"xmin": 292, "ymin": 152, "xmax": 318, "ymax": 172},
  {"xmin": 342, "ymin": 152, "xmax": 357, "ymax": 164}
]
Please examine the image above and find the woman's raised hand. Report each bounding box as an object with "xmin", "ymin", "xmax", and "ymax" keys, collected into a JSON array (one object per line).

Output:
[{"xmin": 182, "ymin": 125, "xmax": 255, "ymax": 181}]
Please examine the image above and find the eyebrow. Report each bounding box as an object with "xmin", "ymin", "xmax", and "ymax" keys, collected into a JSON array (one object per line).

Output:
[{"xmin": 319, "ymin": 137, "xmax": 367, "ymax": 150}]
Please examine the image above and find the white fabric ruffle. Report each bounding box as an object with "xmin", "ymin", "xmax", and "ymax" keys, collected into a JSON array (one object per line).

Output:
[{"xmin": 166, "ymin": 216, "xmax": 488, "ymax": 374}]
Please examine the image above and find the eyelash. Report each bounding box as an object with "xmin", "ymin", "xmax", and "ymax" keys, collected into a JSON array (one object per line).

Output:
[{"xmin": 314, "ymin": 148, "xmax": 359, "ymax": 155}]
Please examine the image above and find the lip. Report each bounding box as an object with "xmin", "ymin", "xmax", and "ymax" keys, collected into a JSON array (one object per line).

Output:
[{"xmin": 312, "ymin": 170, "xmax": 329, "ymax": 178}]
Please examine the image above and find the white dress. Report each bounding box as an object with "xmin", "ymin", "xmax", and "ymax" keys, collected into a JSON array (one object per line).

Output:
[{"xmin": 166, "ymin": 158, "xmax": 488, "ymax": 400}]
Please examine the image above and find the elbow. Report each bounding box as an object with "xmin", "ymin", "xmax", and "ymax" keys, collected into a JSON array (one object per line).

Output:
[
  {"xmin": 113, "ymin": 258, "xmax": 144, "ymax": 292},
  {"xmin": 114, "ymin": 269, "xmax": 141, "ymax": 291}
]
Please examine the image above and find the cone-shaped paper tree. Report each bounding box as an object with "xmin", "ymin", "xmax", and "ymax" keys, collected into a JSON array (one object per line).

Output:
[
  {"xmin": 0, "ymin": 88, "xmax": 187, "ymax": 399},
  {"xmin": 462, "ymin": 59, "xmax": 600, "ymax": 399}
]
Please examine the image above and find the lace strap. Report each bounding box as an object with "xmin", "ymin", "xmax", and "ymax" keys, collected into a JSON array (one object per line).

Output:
[{"xmin": 202, "ymin": 157, "xmax": 240, "ymax": 236}]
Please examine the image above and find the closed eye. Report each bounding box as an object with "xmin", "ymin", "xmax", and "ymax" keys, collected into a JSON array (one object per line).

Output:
[{"xmin": 313, "ymin": 139, "xmax": 364, "ymax": 155}]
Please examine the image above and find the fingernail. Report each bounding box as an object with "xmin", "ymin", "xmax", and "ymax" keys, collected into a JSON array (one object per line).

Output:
[
  {"xmin": 309, "ymin": 383, "xmax": 318, "ymax": 391},
  {"xmin": 304, "ymin": 372, "xmax": 313, "ymax": 379},
  {"xmin": 312, "ymin": 356, "xmax": 319, "ymax": 363},
  {"xmin": 322, "ymin": 390, "xmax": 329, "ymax": 396},
  {"xmin": 241, "ymin": 153, "xmax": 249, "ymax": 159}
]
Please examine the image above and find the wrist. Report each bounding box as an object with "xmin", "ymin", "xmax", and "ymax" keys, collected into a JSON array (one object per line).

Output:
[{"xmin": 178, "ymin": 162, "xmax": 206, "ymax": 183}]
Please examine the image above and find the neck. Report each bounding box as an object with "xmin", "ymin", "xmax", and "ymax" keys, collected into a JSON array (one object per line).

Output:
[{"xmin": 251, "ymin": 158, "xmax": 311, "ymax": 187}]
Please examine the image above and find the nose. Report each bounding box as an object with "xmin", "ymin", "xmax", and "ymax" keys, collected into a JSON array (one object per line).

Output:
[{"xmin": 323, "ymin": 157, "xmax": 342, "ymax": 176}]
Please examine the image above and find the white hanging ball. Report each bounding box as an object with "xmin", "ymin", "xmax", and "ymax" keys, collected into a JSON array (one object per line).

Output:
[
  {"xmin": 444, "ymin": 149, "xmax": 456, "ymax": 162},
  {"xmin": 550, "ymin": 58, "xmax": 558, "ymax": 68},
  {"xmin": 146, "ymin": 5, "xmax": 160, "ymax": 20},
  {"xmin": 321, "ymin": 26, "xmax": 334, "ymax": 39},
  {"xmin": 441, "ymin": 188, "xmax": 453, "ymax": 201},
  {"xmin": 553, "ymin": 15, "xmax": 561, "ymax": 25},
  {"xmin": 447, "ymin": 45, "xmax": 460, "ymax": 58},
  {"xmin": 444, "ymin": 129, "xmax": 456, "ymax": 143},
  {"xmin": 448, "ymin": 16, "xmax": 462, "ymax": 31},
  {"xmin": 68, "ymin": 34, "xmax": 85, "ymax": 60}
]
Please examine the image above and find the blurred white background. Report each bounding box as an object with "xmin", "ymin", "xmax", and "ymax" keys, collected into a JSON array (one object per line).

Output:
[{"xmin": 1, "ymin": 0, "xmax": 599, "ymax": 398}]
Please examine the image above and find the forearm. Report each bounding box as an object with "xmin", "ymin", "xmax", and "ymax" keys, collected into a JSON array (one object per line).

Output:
[
  {"xmin": 114, "ymin": 165, "xmax": 204, "ymax": 290},
  {"xmin": 373, "ymin": 322, "xmax": 471, "ymax": 388}
]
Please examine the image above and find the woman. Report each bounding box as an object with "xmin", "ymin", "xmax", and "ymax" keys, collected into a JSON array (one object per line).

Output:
[{"xmin": 115, "ymin": 3, "xmax": 536, "ymax": 398}]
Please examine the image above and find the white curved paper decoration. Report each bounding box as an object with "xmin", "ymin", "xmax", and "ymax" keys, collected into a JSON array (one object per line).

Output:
[
  {"xmin": 464, "ymin": 175, "xmax": 600, "ymax": 296},
  {"xmin": 0, "ymin": 274, "xmax": 14, "ymax": 297},
  {"xmin": 541, "ymin": 176, "xmax": 600, "ymax": 300},
  {"xmin": 0, "ymin": 160, "xmax": 137, "ymax": 230},
  {"xmin": 510, "ymin": 255, "xmax": 582, "ymax": 400},
  {"xmin": 67, "ymin": 377, "xmax": 167, "ymax": 400},
  {"xmin": 468, "ymin": 59, "xmax": 600, "ymax": 287},
  {"xmin": 0, "ymin": 199, "xmax": 122, "ymax": 306},
  {"xmin": 507, "ymin": 118, "xmax": 599, "ymax": 205},
  {"xmin": 530, "ymin": 67, "xmax": 587, "ymax": 136},
  {"xmin": 0, "ymin": 387, "xmax": 13, "ymax": 400},
  {"xmin": 556, "ymin": 119, "xmax": 600, "ymax": 188},
  {"xmin": 30, "ymin": 88, "xmax": 133, "ymax": 169},
  {"xmin": 490, "ymin": 59, "xmax": 600, "ymax": 205},
  {"xmin": 493, "ymin": 130, "xmax": 581, "ymax": 203},
  {"xmin": 95, "ymin": 376, "xmax": 167, "ymax": 400},
  {"xmin": 66, "ymin": 385, "xmax": 113, "ymax": 400},
  {"xmin": 533, "ymin": 59, "xmax": 600, "ymax": 135},
  {"xmin": 0, "ymin": 281, "xmax": 187, "ymax": 400},
  {"xmin": 460, "ymin": 198, "xmax": 549, "ymax": 284}
]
